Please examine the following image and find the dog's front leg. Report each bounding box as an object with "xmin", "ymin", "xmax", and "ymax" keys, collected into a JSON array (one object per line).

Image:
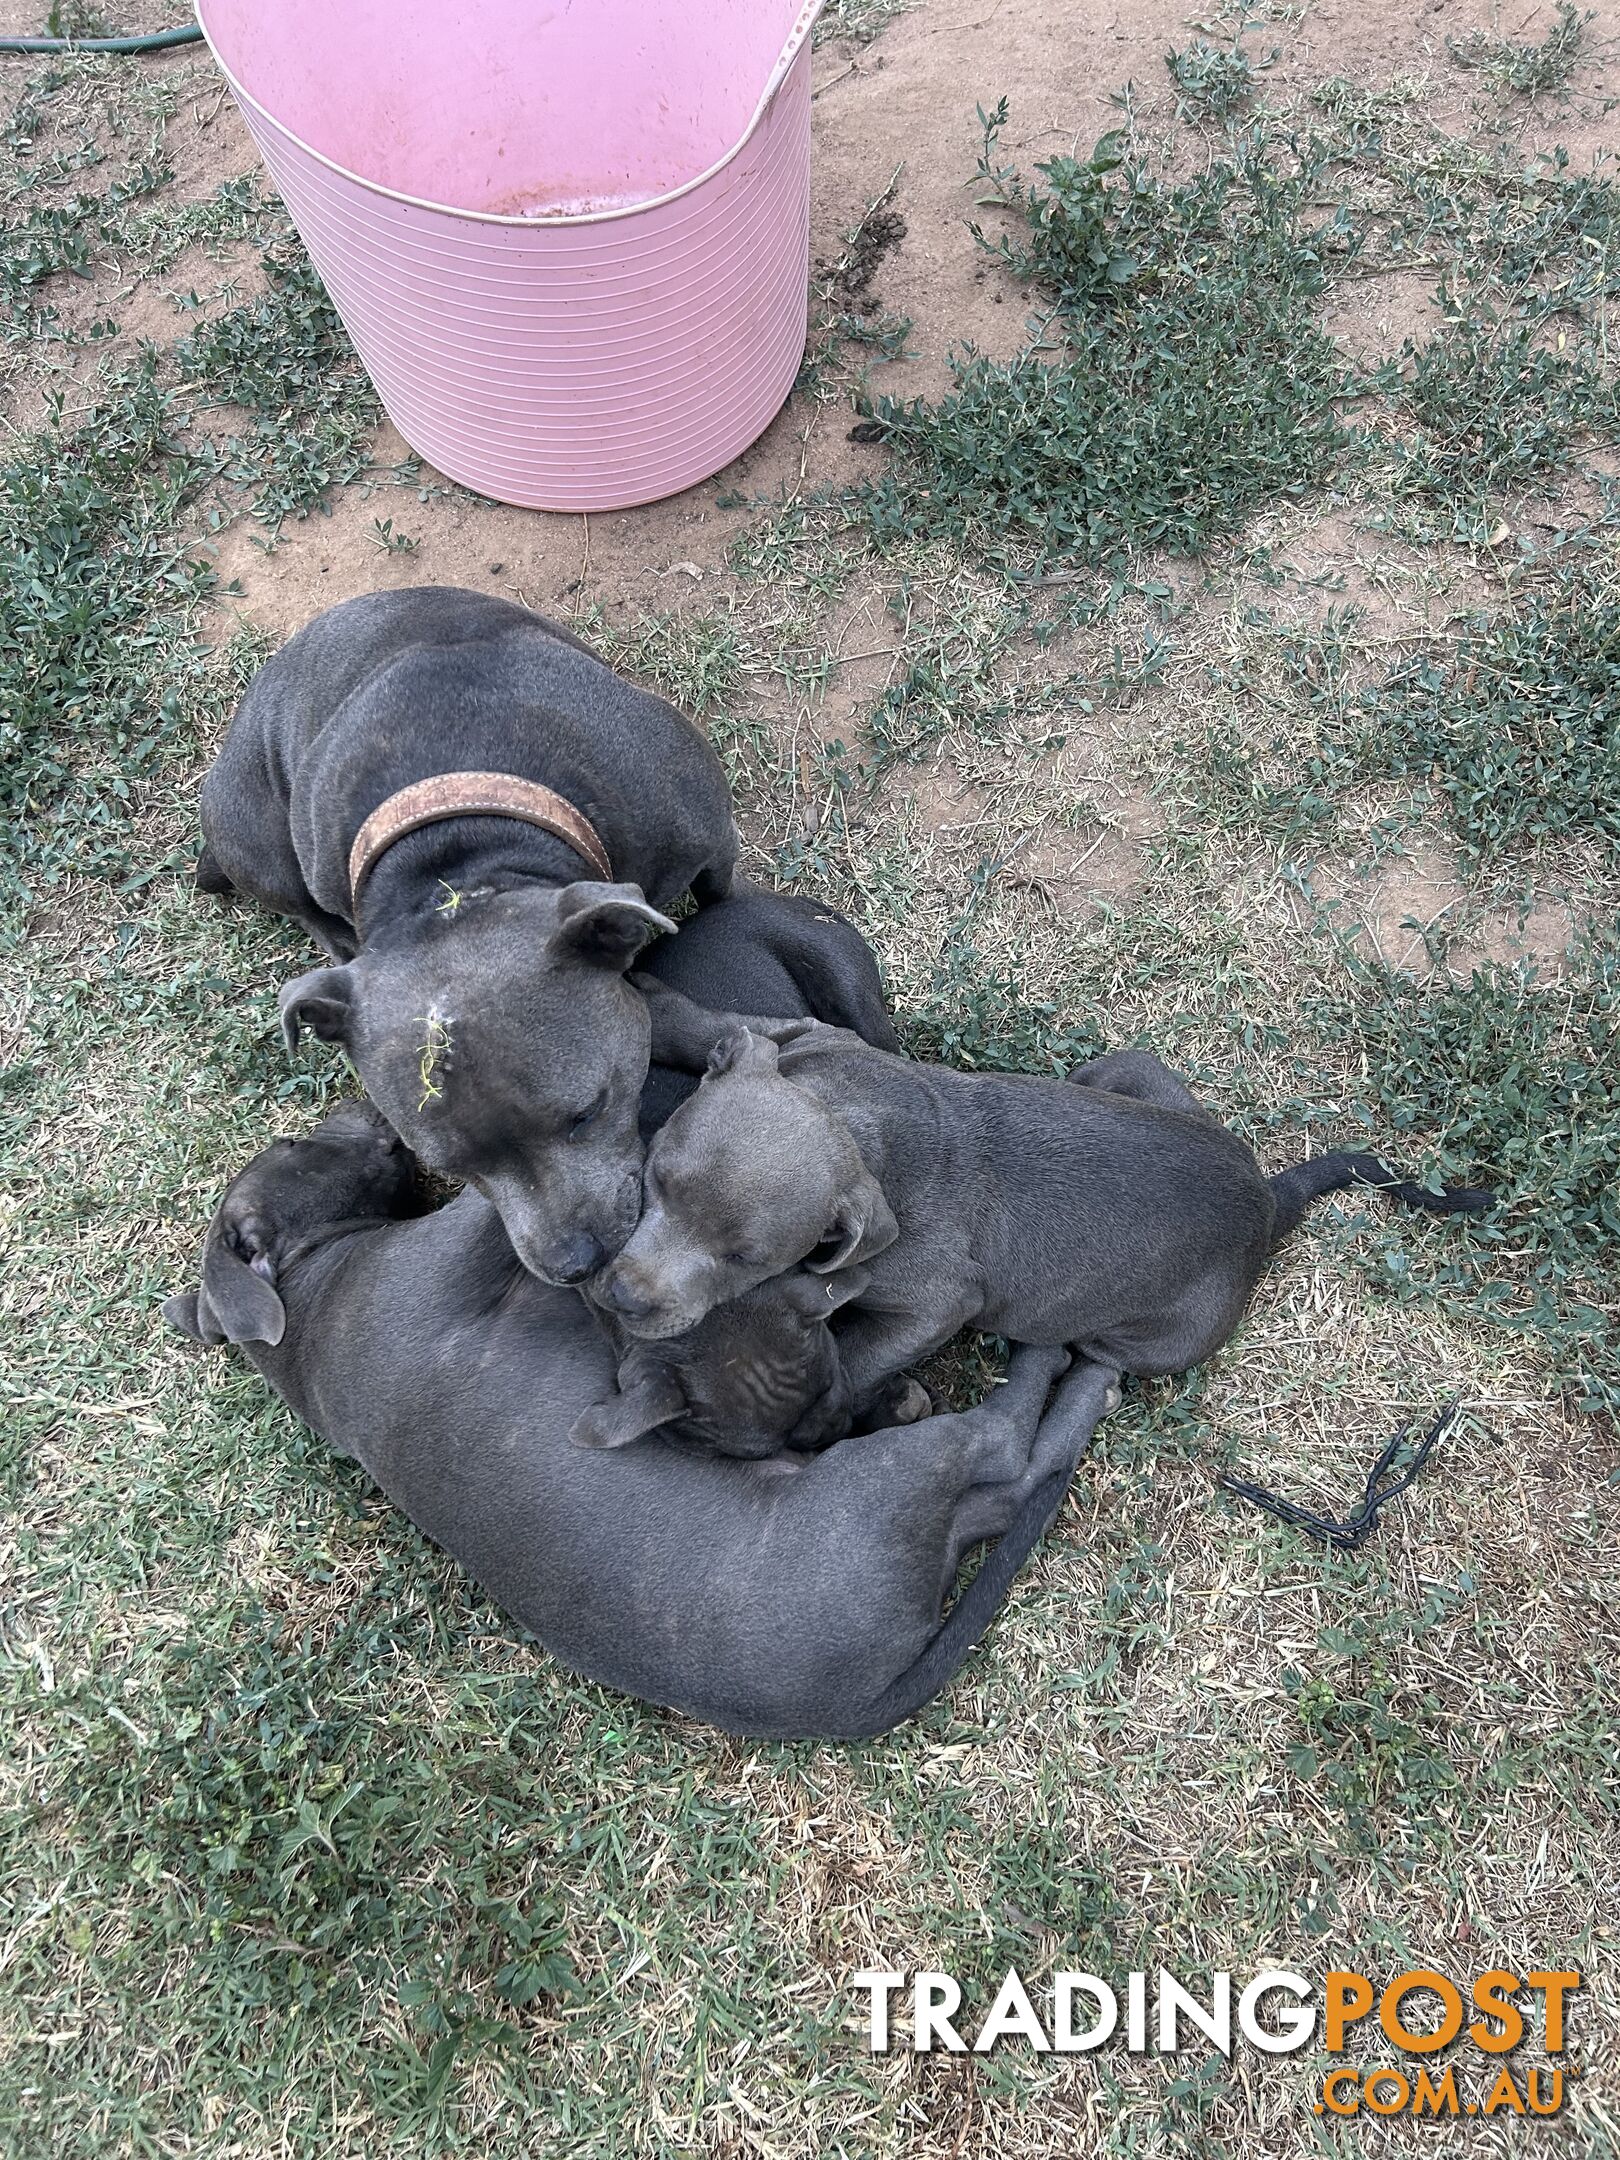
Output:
[
  {"xmin": 831, "ymin": 1291, "xmax": 978, "ymax": 1404},
  {"xmin": 635, "ymin": 976, "xmax": 824, "ymax": 1073}
]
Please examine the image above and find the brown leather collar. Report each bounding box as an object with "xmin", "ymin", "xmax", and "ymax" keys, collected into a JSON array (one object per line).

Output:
[{"xmin": 347, "ymin": 771, "xmax": 613, "ymax": 905}]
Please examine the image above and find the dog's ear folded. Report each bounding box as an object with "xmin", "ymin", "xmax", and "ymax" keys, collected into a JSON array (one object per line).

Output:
[
  {"xmin": 706, "ymin": 1025, "xmax": 781, "ymax": 1081},
  {"xmin": 279, "ymin": 965, "xmax": 356, "ymax": 1052},
  {"xmin": 806, "ymin": 1166, "xmax": 899, "ymax": 1276},
  {"xmin": 160, "ymin": 1259, "xmax": 286, "ymax": 1348},
  {"xmin": 569, "ymin": 1367, "xmax": 687, "ymax": 1449},
  {"xmin": 195, "ymin": 1237, "xmax": 288, "ymax": 1346},
  {"xmin": 555, "ymin": 883, "xmax": 676, "ymax": 972}
]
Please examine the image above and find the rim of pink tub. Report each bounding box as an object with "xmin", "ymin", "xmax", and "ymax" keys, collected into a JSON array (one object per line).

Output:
[{"xmin": 192, "ymin": 0, "xmax": 824, "ymax": 226}]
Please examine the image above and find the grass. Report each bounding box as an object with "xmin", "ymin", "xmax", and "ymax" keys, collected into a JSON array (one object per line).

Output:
[
  {"xmin": 176, "ymin": 243, "xmax": 380, "ymax": 527},
  {"xmin": 852, "ymin": 109, "xmax": 1354, "ymax": 570},
  {"xmin": 1379, "ymin": 310, "xmax": 1620, "ymax": 535},
  {"xmin": 1292, "ymin": 933, "xmax": 1620, "ymax": 1409},
  {"xmin": 0, "ymin": 356, "xmax": 223, "ymax": 910},
  {"xmin": 0, "ymin": 253, "xmax": 377, "ymax": 913},
  {"xmin": 813, "ymin": 0, "xmax": 914, "ymax": 48},
  {"xmin": 1376, "ymin": 551, "xmax": 1620, "ymax": 859},
  {"xmin": 1448, "ymin": 1, "xmax": 1590, "ymax": 97},
  {"xmin": 4, "ymin": 12, "xmax": 1620, "ymax": 2159},
  {"xmin": 0, "ymin": 55, "xmax": 269, "ymax": 342},
  {"xmin": 0, "ymin": 55, "xmax": 175, "ymax": 335},
  {"xmin": 1164, "ymin": 539, "xmax": 1620, "ymax": 866},
  {"xmin": 1165, "ymin": 40, "xmax": 1263, "ymax": 121},
  {"xmin": 0, "ymin": 133, "xmax": 379, "ymax": 913}
]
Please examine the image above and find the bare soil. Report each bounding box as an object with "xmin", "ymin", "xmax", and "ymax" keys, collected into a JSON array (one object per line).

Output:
[{"xmin": 27, "ymin": 0, "xmax": 1591, "ymax": 979}]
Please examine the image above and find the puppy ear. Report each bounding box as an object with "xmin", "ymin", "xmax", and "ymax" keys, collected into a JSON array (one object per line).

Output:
[
  {"xmin": 198, "ymin": 1239, "xmax": 287, "ymax": 1346},
  {"xmin": 776, "ymin": 1264, "xmax": 872, "ymax": 1319},
  {"xmin": 706, "ymin": 1025, "xmax": 781, "ymax": 1080},
  {"xmin": 805, "ymin": 1168, "xmax": 899, "ymax": 1275},
  {"xmin": 161, "ymin": 1290, "xmax": 207, "ymax": 1342},
  {"xmin": 569, "ymin": 1369, "xmax": 687, "ymax": 1449},
  {"xmin": 279, "ymin": 966, "xmax": 356, "ymax": 1052},
  {"xmin": 555, "ymin": 883, "xmax": 677, "ymax": 972}
]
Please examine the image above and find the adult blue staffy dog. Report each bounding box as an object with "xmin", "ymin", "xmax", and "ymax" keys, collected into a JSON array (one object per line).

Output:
[
  {"xmin": 161, "ymin": 1104, "xmax": 1118, "ymax": 1741},
  {"xmin": 195, "ymin": 586, "xmax": 739, "ymax": 1286}
]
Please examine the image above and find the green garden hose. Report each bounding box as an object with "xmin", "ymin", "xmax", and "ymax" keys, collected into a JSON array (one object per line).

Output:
[{"xmin": 0, "ymin": 24, "xmax": 202, "ymax": 52}]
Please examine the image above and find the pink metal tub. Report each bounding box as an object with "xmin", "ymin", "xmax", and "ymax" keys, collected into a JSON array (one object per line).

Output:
[{"xmin": 195, "ymin": 0, "xmax": 824, "ymax": 511}]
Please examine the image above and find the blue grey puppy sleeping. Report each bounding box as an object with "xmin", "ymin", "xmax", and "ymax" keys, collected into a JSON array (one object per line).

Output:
[
  {"xmin": 577, "ymin": 884, "xmax": 915, "ymax": 1458},
  {"xmin": 162, "ymin": 1103, "xmax": 1118, "ymax": 1741},
  {"xmin": 595, "ymin": 1019, "xmax": 1494, "ymax": 1402}
]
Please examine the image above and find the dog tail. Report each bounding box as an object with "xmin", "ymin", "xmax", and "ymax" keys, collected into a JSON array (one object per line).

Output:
[
  {"xmin": 1269, "ymin": 1151, "xmax": 1494, "ymax": 1249},
  {"xmin": 831, "ymin": 1461, "xmax": 1087, "ymax": 1743}
]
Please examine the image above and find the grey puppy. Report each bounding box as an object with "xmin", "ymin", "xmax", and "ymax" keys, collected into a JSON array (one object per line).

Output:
[
  {"xmin": 570, "ymin": 1266, "xmax": 874, "ymax": 1457},
  {"xmin": 584, "ymin": 884, "xmax": 911, "ymax": 1457},
  {"xmin": 161, "ymin": 1104, "xmax": 1118, "ymax": 1742},
  {"xmin": 597, "ymin": 1022, "xmax": 1493, "ymax": 1395},
  {"xmin": 578, "ymin": 1263, "xmax": 934, "ymax": 1460},
  {"xmin": 195, "ymin": 585, "xmax": 737, "ymax": 1284}
]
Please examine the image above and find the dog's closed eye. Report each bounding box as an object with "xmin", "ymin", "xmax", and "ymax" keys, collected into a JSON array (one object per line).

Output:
[{"xmin": 567, "ymin": 1088, "xmax": 609, "ymax": 1138}]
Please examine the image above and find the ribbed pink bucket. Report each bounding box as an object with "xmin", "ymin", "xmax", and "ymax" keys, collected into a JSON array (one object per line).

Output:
[{"xmin": 195, "ymin": 0, "xmax": 823, "ymax": 511}]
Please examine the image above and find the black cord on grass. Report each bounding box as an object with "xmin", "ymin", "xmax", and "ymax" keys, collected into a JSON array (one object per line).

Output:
[
  {"xmin": 0, "ymin": 24, "xmax": 201, "ymax": 51},
  {"xmin": 1220, "ymin": 1402, "xmax": 1461, "ymax": 1550}
]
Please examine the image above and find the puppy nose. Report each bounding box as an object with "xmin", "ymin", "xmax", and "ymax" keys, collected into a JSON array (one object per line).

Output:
[
  {"xmin": 601, "ymin": 1271, "xmax": 655, "ymax": 1320},
  {"xmin": 541, "ymin": 1231, "xmax": 606, "ymax": 1285}
]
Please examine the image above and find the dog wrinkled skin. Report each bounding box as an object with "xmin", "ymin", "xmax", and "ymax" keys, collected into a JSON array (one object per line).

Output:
[
  {"xmin": 574, "ymin": 1268, "xmax": 872, "ymax": 1458},
  {"xmin": 279, "ymin": 881, "xmax": 671, "ymax": 1283}
]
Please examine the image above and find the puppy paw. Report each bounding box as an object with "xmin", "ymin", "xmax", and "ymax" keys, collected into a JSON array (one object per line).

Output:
[
  {"xmin": 890, "ymin": 1378, "xmax": 934, "ymax": 1425},
  {"xmin": 754, "ymin": 1015, "xmax": 826, "ymax": 1047}
]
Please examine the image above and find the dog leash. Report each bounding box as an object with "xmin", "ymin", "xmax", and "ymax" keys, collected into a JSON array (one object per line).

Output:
[{"xmin": 1218, "ymin": 1401, "xmax": 1461, "ymax": 1550}]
